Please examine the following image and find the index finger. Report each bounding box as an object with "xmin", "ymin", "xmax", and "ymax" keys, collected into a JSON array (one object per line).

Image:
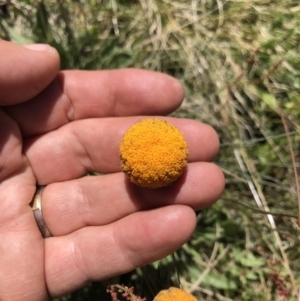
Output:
[{"xmin": 5, "ymin": 69, "xmax": 184, "ymax": 136}]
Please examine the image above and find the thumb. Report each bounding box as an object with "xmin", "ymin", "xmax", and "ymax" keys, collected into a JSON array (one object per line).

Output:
[{"xmin": 0, "ymin": 39, "xmax": 60, "ymax": 106}]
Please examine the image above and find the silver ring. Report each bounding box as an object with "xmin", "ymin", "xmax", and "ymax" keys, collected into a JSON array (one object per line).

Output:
[{"xmin": 31, "ymin": 186, "xmax": 52, "ymax": 238}]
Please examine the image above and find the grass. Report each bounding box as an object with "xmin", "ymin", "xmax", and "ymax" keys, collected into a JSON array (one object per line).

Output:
[{"xmin": 1, "ymin": 0, "xmax": 300, "ymax": 300}]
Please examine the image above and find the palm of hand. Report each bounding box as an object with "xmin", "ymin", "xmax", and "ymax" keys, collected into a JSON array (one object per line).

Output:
[{"xmin": 0, "ymin": 41, "xmax": 224, "ymax": 300}]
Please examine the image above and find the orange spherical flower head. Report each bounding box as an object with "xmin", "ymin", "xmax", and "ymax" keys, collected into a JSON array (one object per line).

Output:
[
  {"xmin": 153, "ymin": 287, "xmax": 197, "ymax": 301},
  {"xmin": 119, "ymin": 118, "xmax": 188, "ymax": 189}
]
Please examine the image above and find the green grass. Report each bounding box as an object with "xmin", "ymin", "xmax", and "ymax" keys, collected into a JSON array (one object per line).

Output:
[{"xmin": 1, "ymin": 0, "xmax": 300, "ymax": 300}]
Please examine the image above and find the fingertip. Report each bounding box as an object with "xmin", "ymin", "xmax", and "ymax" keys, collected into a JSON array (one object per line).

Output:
[
  {"xmin": 111, "ymin": 69, "xmax": 185, "ymax": 116},
  {"xmin": 192, "ymin": 122, "xmax": 220, "ymax": 162},
  {"xmin": 187, "ymin": 162, "xmax": 225, "ymax": 209},
  {"xmin": 165, "ymin": 74, "xmax": 185, "ymax": 110},
  {"xmin": 22, "ymin": 43, "xmax": 58, "ymax": 54},
  {"xmin": 203, "ymin": 124, "xmax": 221, "ymax": 161},
  {"xmin": 154, "ymin": 71, "xmax": 185, "ymax": 112},
  {"xmin": 168, "ymin": 205, "xmax": 197, "ymax": 237},
  {"xmin": 0, "ymin": 40, "xmax": 60, "ymax": 105},
  {"xmin": 207, "ymin": 162, "xmax": 225, "ymax": 201},
  {"xmin": 170, "ymin": 119, "xmax": 220, "ymax": 162}
]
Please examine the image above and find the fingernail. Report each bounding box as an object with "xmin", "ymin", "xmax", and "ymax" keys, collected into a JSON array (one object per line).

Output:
[{"xmin": 22, "ymin": 43, "xmax": 57, "ymax": 53}]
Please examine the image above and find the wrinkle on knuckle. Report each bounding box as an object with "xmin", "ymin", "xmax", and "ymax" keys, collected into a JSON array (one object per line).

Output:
[
  {"xmin": 0, "ymin": 148, "xmax": 23, "ymax": 182},
  {"xmin": 111, "ymin": 222, "xmax": 145, "ymax": 271},
  {"xmin": 71, "ymin": 234, "xmax": 90, "ymax": 283},
  {"xmin": 76, "ymin": 183, "xmax": 93, "ymax": 226},
  {"xmin": 112, "ymin": 223, "xmax": 137, "ymax": 270},
  {"xmin": 58, "ymin": 73, "xmax": 75, "ymax": 123},
  {"xmin": 65, "ymin": 94, "xmax": 75, "ymax": 123},
  {"xmin": 69, "ymin": 123, "xmax": 93, "ymax": 172}
]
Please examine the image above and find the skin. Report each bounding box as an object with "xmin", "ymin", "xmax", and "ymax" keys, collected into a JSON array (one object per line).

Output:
[{"xmin": 0, "ymin": 39, "xmax": 225, "ymax": 300}]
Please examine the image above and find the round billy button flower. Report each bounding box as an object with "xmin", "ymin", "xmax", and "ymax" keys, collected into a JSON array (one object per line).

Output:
[
  {"xmin": 119, "ymin": 118, "xmax": 188, "ymax": 189},
  {"xmin": 153, "ymin": 287, "xmax": 197, "ymax": 301}
]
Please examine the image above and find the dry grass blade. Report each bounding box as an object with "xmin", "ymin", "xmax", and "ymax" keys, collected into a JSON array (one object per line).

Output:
[
  {"xmin": 280, "ymin": 111, "xmax": 300, "ymax": 224},
  {"xmin": 234, "ymin": 147, "xmax": 296, "ymax": 295}
]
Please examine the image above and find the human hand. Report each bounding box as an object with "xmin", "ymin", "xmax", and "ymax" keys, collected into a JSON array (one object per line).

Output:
[{"xmin": 0, "ymin": 39, "xmax": 224, "ymax": 300}]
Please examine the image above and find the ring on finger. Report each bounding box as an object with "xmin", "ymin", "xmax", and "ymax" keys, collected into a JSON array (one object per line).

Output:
[{"xmin": 30, "ymin": 186, "xmax": 52, "ymax": 238}]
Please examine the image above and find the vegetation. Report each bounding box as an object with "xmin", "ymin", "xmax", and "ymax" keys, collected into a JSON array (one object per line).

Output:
[{"xmin": 1, "ymin": 0, "xmax": 300, "ymax": 300}]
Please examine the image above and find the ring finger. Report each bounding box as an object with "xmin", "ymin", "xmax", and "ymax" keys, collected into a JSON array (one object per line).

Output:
[{"xmin": 42, "ymin": 161, "xmax": 224, "ymax": 236}]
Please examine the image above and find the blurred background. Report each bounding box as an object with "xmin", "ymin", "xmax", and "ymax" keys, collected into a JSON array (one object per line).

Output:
[{"xmin": 1, "ymin": 1, "xmax": 300, "ymax": 300}]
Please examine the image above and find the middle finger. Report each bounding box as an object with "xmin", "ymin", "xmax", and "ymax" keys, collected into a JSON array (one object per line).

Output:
[{"xmin": 25, "ymin": 117, "xmax": 220, "ymax": 184}]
